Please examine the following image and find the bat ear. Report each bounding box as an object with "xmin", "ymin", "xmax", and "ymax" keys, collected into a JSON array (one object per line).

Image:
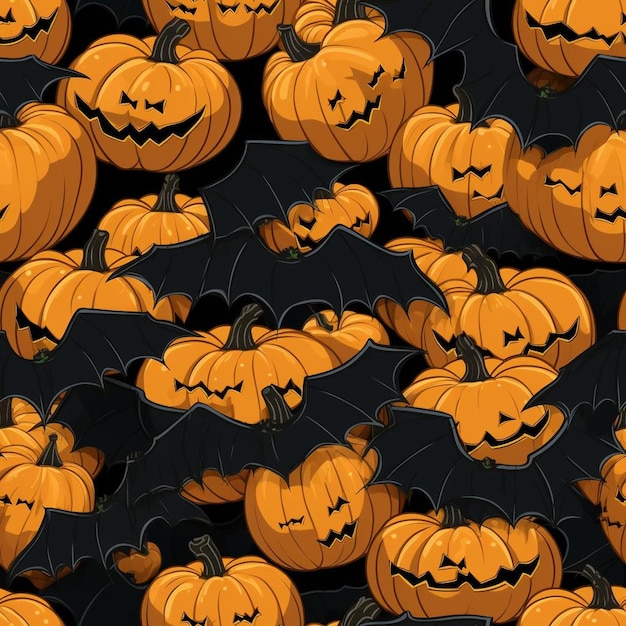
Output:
[
  {"xmin": 262, "ymin": 385, "xmax": 296, "ymax": 430},
  {"xmin": 575, "ymin": 479, "xmax": 602, "ymax": 506},
  {"xmin": 338, "ymin": 596, "xmax": 382, "ymax": 626}
]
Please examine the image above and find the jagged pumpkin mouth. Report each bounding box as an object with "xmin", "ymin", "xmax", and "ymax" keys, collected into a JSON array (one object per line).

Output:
[
  {"xmin": 317, "ymin": 520, "xmax": 358, "ymax": 547},
  {"xmin": 336, "ymin": 95, "xmax": 382, "ymax": 130},
  {"xmin": 0, "ymin": 8, "xmax": 58, "ymax": 44},
  {"xmin": 525, "ymin": 12, "xmax": 619, "ymax": 45}
]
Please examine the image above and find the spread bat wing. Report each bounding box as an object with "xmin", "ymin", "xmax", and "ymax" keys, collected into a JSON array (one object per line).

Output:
[
  {"xmin": 369, "ymin": 618, "xmax": 493, "ymax": 626},
  {"xmin": 199, "ymin": 140, "xmax": 360, "ymax": 241},
  {"xmin": 74, "ymin": 0, "xmax": 148, "ymax": 24},
  {"xmin": 50, "ymin": 379, "xmax": 184, "ymax": 464},
  {"xmin": 382, "ymin": 187, "xmax": 557, "ymax": 259},
  {"xmin": 120, "ymin": 342, "xmax": 417, "ymax": 501},
  {"xmin": 0, "ymin": 309, "xmax": 196, "ymax": 418},
  {"xmin": 302, "ymin": 586, "xmax": 372, "ymax": 625},
  {"xmin": 368, "ymin": 406, "xmax": 619, "ymax": 525},
  {"xmin": 529, "ymin": 331, "xmax": 626, "ymax": 417}
]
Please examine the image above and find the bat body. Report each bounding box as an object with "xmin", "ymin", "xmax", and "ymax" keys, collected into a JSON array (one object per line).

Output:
[
  {"xmin": 74, "ymin": 0, "xmax": 148, "ymax": 24},
  {"xmin": 382, "ymin": 187, "xmax": 557, "ymax": 259}
]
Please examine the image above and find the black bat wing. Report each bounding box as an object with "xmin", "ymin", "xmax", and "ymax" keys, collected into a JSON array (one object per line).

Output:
[
  {"xmin": 0, "ymin": 57, "xmax": 83, "ymax": 118},
  {"xmin": 0, "ymin": 309, "xmax": 196, "ymax": 418},
  {"xmin": 124, "ymin": 342, "xmax": 416, "ymax": 500},
  {"xmin": 529, "ymin": 331, "xmax": 626, "ymax": 417},
  {"xmin": 382, "ymin": 187, "xmax": 557, "ymax": 259},
  {"xmin": 302, "ymin": 586, "xmax": 371, "ymax": 625},
  {"xmin": 198, "ymin": 227, "xmax": 447, "ymax": 326},
  {"xmin": 368, "ymin": 617, "xmax": 492, "ymax": 626},
  {"xmin": 51, "ymin": 379, "xmax": 184, "ymax": 463},
  {"xmin": 369, "ymin": 406, "xmax": 619, "ymax": 525},
  {"xmin": 199, "ymin": 141, "xmax": 359, "ymax": 241},
  {"xmin": 8, "ymin": 490, "xmax": 209, "ymax": 579},
  {"xmin": 74, "ymin": 0, "xmax": 148, "ymax": 24}
]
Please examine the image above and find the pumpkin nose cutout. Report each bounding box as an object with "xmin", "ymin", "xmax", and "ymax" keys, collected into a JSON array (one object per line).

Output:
[
  {"xmin": 0, "ymin": 9, "xmax": 14, "ymax": 23},
  {"xmin": 439, "ymin": 554, "xmax": 459, "ymax": 568},
  {"xmin": 498, "ymin": 412, "xmax": 516, "ymax": 425}
]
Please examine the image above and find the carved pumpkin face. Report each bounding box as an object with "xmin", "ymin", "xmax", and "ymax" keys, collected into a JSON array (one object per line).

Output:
[
  {"xmin": 142, "ymin": 0, "xmax": 302, "ymax": 60},
  {"xmin": 366, "ymin": 508, "xmax": 562, "ymax": 624},
  {"xmin": 0, "ymin": 0, "xmax": 71, "ymax": 63},
  {"xmin": 245, "ymin": 444, "xmax": 404, "ymax": 570},
  {"xmin": 512, "ymin": 0, "xmax": 626, "ymax": 76},
  {"xmin": 58, "ymin": 19, "xmax": 241, "ymax": 172}
]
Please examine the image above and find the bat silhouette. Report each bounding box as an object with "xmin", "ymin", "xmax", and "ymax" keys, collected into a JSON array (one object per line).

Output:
[
  {"xmin": 199, "ymin": 140, "xmax": 360, "ymax": 241},
  {"xmin": 368, "ymin": 617, "xmax": 493, "ymax": 626},
  {"xmin": 382, "ymin": 186, "xmax": 557, "ymax": 259},
  {"xmin": 368, "ymin": 405, "xmax": 619, "ymax": 526},
  {"xmin": 111, "ymin": 226, "xmax": 447, "ymax": 326},
  {"xmin": 0, "ymin": 309, "xmax": 196, "ymax": 418},
  {"xmin": 74, "ymin": 0, "xmax": 148, "ymax": 24}
]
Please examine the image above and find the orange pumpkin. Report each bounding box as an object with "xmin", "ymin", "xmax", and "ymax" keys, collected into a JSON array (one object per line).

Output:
[
  {"xmin": 512, "ymin": 0, "xmax": 626, "ymax": 76},
  {"xmin": 142, "ymin": 0, "xmax": 303, "ymax": 61},
  {"xmin": 0, "ymin": 229, "xmax": 178, "ymax": 359},
  {"xmin": 0, "ymin": 101, "xmax": 97, "ymax": 263},
  {"xmin": 388, "ymin": 103, "xmax": 518, "ymax": 219},
  {"xmin": 0, "ymin": 0, "xmax": 71, "ymax": 63},
  {"xmin": 619, "ymin": 291, "xmax": 626, "ymax": 329},
  {"xmin": 306, "ymin": 596, "xmax": 382, "ymax": 626},
  {"xmin": 366, "ymin": 506, "xmax": 562, "ymax": 623},
  {"xmin": 403, "ymin": 334, "xmax": 565, "ymax": 465},
  {"xmin": 0, "ymin": 588, "xmax": 64, "ymax": 625},
  {"xmin": 141, "ymin": 534, "xmax": 305, "ymax": 626},
  {"xmin": 263, "ymin": 8, "xmax": 433, "ymax": 162},
  {"xmin": 113, "ymin": 541, "xmax": 162, "ymax": 585},
  {"xmin": 181, "ymin": 469, "xmax": 250, "ymax": 505},
  {"xmin": 526, "ymin": 67, "xmax": 576, "ymax": 93},
  {"xmin": 58, "ymin": 18, "xmax": 242, "ymax": 172}
]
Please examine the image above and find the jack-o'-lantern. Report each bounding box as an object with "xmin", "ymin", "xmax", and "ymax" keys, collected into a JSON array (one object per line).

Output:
[
  {"xmin": 366, "ymin": 506, "xmax": 562, "ymax": 623},
  {"xmin": 0, "ymin": 588, "xmax": 64, "ymax": 625},
  {"xmin": 388, "ymin": 103, "xmax": 517, "ymax": 219},
  {"xmin": 58, "ymin": 18, "xmax": 242, "ymax": 172}
]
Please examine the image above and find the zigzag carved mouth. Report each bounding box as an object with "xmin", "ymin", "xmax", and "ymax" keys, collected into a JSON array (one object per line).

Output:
[
  {"xmin": 294, "ymin": 213, "xmax": 371, "ymax": 248},
  {"xmin": 523, "ymin": 319, "xmax": 579, "ymax": 355},
  {"xmin": 279, "ymin": 516, "xmax": 304, "ymax": 529},
  {"xmin": 318, "ymin": 520, "xmax": 358, "ymax": 548},
  {"xmin": 74, "ymin": 95, "xmax": 205, "ymax": 146},
  {"xmin": 595, "ymin": 207, "xmax": 626, "ymax": 223},
  {"xmin": 166, "ymin": 1, "xmax": 197, "ymax": 14},
  {"xmin": 336, "ymin": 95, "xmax": 382, "ymax": 130},
  {"xmin": 432, "ymin": 332, "xmax": 493, "ymax": 358},
  {"xmin": 602, "ymin": 517, "xmax": 624, "ymax": 528},
  {"xmin": 526, "ymin": 12, "xmax": 618, "ymax": 45},
  {"xmin": 472, "ymin": 185, "xmax": 504, "ymax": 201},
  {"xmin": 16, "ymin": 307, "xmax": 58, "ymax": 343},
  {"xmin": 245, "ymin": 0, "xmax": 280, "ymax": 14},
  {"xmin": 174, "ymin": 378, "xmax": 302, "ymax": 399},
  {"xmin": 0, "ymin": 9, "xmax": 57, "ymax": 44},
  {"xmin": 452, "ymin": 165, "xmax": 491, "ymax": 180}
]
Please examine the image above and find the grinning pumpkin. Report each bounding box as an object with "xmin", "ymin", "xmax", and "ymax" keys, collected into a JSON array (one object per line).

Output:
[
  {"xmin": 58, "ymin": 18, "xmax": 242, "ymax": 172},
  {"xmin": 137, "ymin": 303, "xmax": 341, "ymax": 421},
  {"xmin": 403, "ymin": 334, "xmax": 565, "ymax": 465},
  {"xmin": 0, "ymin": 101, "xmax": 97, "ymax": 263},
  {"xmin": 0, "ymin": 229, "xmax": 179, "ymax": 359},
  {"xmin": 263, "ymin": 1, "xmax": 433, "ymax": 162},
  {"xmin": 0, "ymin": 588, "xmax": 64, "ymax": 625},
  {"xmin": 245, "ymin": 388, "xmax": 404, "ymax": 570},
  {"xmin": 141, "ymin": 534, "xmax": 305, "ymax": 626},
  {"xmin": 259, "ymin": 182, "xmax": 380, "ymax": 253},
  {"xmin": 512, "ymin": 0, "xmax": 626, "ymax": 76},
  {"xmin": 306, "ymin": 596, "xmax": 382, "ymax": 626},
  {"xmin": 113, "ymin": 541, "xmax": 162, "ymax": 585},
  {"xmin": 366, "ymin": 505, "xmax": 562, "ymax": 623},
  {"xmin": 142, "ymin": 0, "xmax": 302, "ymax": 61},
  {"xmin": 518, "ymin": 564, "xmax": 626, "ymax": 625},
  {"xmin": 526, "ymin": 67, "xmax": 576, "ymax": 93},
  {"xmin": 506, "ymin": 124, "xmax": 626, "ymax": 262},
  {"xmin": 0, "ymin": 435, "xmax": 95, "ymax": 581},
  {"xmin": 301, "ymin": 309, "xmax": 390, "ymax": 363},
  {"xmin": 388, "ymin": 103, "xmax": 518, "ymax": 219},
  {"xmin": 181, "ymin": 469, "xmax": 250, "ymax": 505}
]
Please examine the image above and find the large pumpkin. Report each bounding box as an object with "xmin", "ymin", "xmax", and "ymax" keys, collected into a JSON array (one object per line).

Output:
[
  {"xmin": 506, "ymin": 124, "xmax": 626, "ymax": 262},
  {"xmin": 137, "ymin": 303, "xmax": 341, "ymax": 422},
  {"xmin": 512, "ymin": 0, "xmax": 626, "ymax": 76},
  {"xmin": 141, "ymin": 534, "xmax": 305, "ymax": 626},
  {"xmin": 58, "ymin": 18, "xmax": 242, "ymax": 172},
  {"xmin": 403, "ymin": 334, "xmax": 565, "ymax": 466},
  {"xmin": 0, "ymin": 101, "xmax": 96, "ymax": 263},
  {"xmin": 142, "ymin": 0, "xmax": 303, "ymax": 61},
  {"xmin": 0, "ymin": 588, "xmax": 64, "ymax": 625},
  {"xmin": 263, "ymin": 2, "xmax": 433, "ymax": 162},
  {"xmin": 0, "ymin": 229, "xmax": 178, "ymax": 359},
  {"xmin": 388, "ymin": 103, "xmax": 518, "ymax": 219},
  {"xmin": 366, "ymin": 506, "xmax": 562, "ymax": 623}
]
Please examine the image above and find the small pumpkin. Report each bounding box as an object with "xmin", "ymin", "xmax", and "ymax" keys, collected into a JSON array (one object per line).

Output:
[
  {"xmin": 0, "ymin": 229, "xmax": 178, "ymax": 359},
  {"xmin": 181, "ymin": 469, "xmax": 250, "ymax": 505},
  {"xmin": 306, "ymin": 596, "xmax": 382, "ymax": 626},
  {"xmin": 388, "ymin": 103, "xmax": 518, "ymax": 219},
  {"xmin": 263, "ymin": 1, "xmax": 433, "ymax": 162},
  {"xmin": 141, "ymin": 533, "xmax": 305, "ymax": 626},
  {"xmin": 0, "ymin": 588, "xmax": 64, "ymax": 625},
  {"xmin": 526, "ymin": 67, "xmax": 576, "ymax": 93},
  {"xmin": 137, "ymin": 303, "xmax": 341, "ymax": 422},
  {"xmin": 245, "ymin": 389, "xmax": 404, "ymax": 570},
  {"xmin": 518, "ymin": 564, "xmax": 626, "ymax": 625},
  {"xmin": 113, "ymin": 541, "xmax": 162, "ymax": 585},
  {"xmin": 366, "ymin": 505, "xmax": 563, "ymax": 623},
  {"xmin": 58, "ymin": 18, "xmax": 242, "ymax": 172}
]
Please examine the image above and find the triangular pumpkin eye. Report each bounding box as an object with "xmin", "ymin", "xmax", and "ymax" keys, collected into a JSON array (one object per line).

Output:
[
  {"xmin": 616, "ymin": 491, "xmax": 626, "ymax": 503},
  {"xmin": 440, "ymin": 554, "xmax": 458, "ymax": 568},
  {"xmin": 498, "ymin": 412, "xmax": 516, "ymax": 424},
  {"xmin": 600, "ymin": 183, "xmax": 617, "ymax": 196}
]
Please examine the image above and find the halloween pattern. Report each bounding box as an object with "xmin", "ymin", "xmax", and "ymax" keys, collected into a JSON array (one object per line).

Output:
[{"xmin": 0, "ymin": 0, "xmax": 626, "ymax": 625}]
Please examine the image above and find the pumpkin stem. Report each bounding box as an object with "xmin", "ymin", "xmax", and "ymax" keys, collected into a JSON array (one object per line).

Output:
[
  {"xmin": 333, "ymin": 0, "xmax": 367, "ymax": 24},
  {"xmin": 314, "ymin": 311, "xmax": 334, "ymax": 331},
  {"xmin": 441, "ymin": 503, "xmax": 466, "ymax": 528},
  {"xmin": 222, "ymin": 304, "xmax": 263, "ymax": 350},
  {"xmin": 616, "ymin": 405, "xmax": 626, "ymax": 432},
  {"xmin": 36, "ymin": 434, "xmax": 63, "ymax": 468},
  {"xmin": 278, "ymin": 24, "xmax": 321, "ymax": 62},
  {"xmin": 340, "ymin": 596, "xmax": 382, "ymax": 626},
  {"xmin": 262, "ymin": 385, "xmax": 294, "ymax": 430},
  {"xmin": 581, "ymin": 564, "xmax": 621, "ymax": 609},
  {"xmin": 461, "ymin": 245, "xmax": 507, "ymax": 294},
  {"xmin": 188, "ymin": 534, "xmax": 225, "ymax": 578},
  {"xmin": 152, "ymin": 174, "xmax": 182, "ymax": 213},
  {"xmin": 456, "ymin": 333, "xmax": 490, "ymax": 382},
  {"xmin": 0, "ymin": 399, "xmax": 13, "ymax": 428},
  {"xmin": 80, "ymin": 230, "xmax": 110, "ymax": 272},
  {"xmin": 149, "ymin": 17, "xmax": 191, "ymax": 64},
  {"xmin": 0, "ymin": 113, "xmax": 18, "ymax": 129},
  {"xmin": 313, "ymin": 188, "xmax": 335, "ymax": 201}
]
